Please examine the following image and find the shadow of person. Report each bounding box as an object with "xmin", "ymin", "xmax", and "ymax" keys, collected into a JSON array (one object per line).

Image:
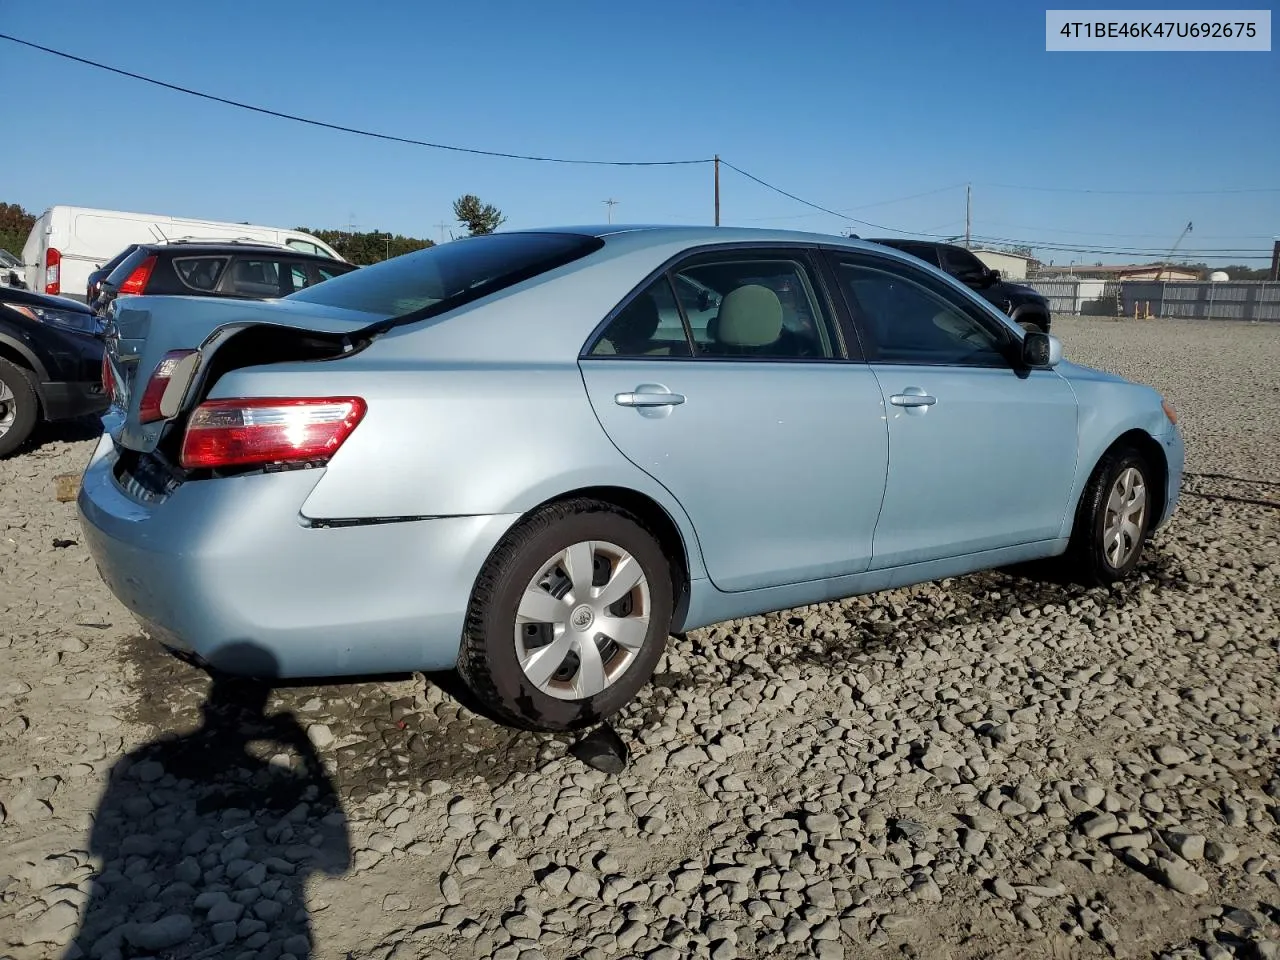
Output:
[{"xmin": 64, "ymin": 643, "xmax": 350, "ymax": 960}]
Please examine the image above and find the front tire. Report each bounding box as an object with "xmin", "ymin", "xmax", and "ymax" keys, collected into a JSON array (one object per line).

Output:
[
  {"xmin": 1063, "ymin": 446, "xmax": 1154, "ymax": 585},
  {"xmin": 457, "ymin": 499, "xmax": 674, "ymax": 732},
  {"xmin": 0, "ymin": 359, "xmax": 39, "ymax": 458}
]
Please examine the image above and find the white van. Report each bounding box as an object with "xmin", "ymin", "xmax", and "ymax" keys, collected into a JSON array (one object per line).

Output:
[{"xmin": 22, "ymin": 206, "xmax": 345, "ymax": 301}]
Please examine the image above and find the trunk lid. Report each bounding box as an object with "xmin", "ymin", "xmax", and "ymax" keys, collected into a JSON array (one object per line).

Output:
[{"xmin": 105, "ymin": 295, "xmax": 383, "ymax": 453}]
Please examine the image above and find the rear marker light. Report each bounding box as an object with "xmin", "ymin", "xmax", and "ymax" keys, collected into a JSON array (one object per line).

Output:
[
  {"xmin": 180, "ymin": 397, "xmax": 367, "ymax": 470},
  {"xmin": 119, "ymin": 255, "xmax": 157, "ymax": 296},
  {"xmin": 138, "ymin": 350, "xmax": 197, "ymax": 423}
]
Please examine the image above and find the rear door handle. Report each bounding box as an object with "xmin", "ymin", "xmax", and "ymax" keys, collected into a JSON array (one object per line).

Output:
[
  {"xmin": 889, "ymin": 390, "xmax": 936, "ymax": 408},
  {"xmin": 615, "ymin": 387, "xmax": 685, "ymax": 407}
]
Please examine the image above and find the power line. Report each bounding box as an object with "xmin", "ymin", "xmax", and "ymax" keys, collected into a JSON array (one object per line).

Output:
[
  {"xmin": 978, "ymin": 181, "xmax": 1280, "ymax": 196},
  {"xmin": 975, "ymin": 219, "xmax": 1278, "ymax": 241},
  {"xmin": 742, "ymin": 183, "xmax": 967, "ymax": 222},
  {"xmin": 0, "ymin": 33, "xmax": 710, "ymax": 167},
  {"xmin": 719, "ymin": 160, "xmax": 915, "ymax": 233},
  {"xmin": 961, "ymin": 234, "xmax": 1267, "ymax": 256}
]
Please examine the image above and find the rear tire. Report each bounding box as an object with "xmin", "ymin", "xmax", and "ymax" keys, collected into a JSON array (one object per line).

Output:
[
  {"xmin": 457, "ymin": 499, "xmax": 674, "ymax": 732},
  {"xmin": 1062, "ymin": 446, "xmax": 1154, "ymax": 586},
  {"xmin": 0, "ymin": 359, "xmax": 39, "ymax": 458}
]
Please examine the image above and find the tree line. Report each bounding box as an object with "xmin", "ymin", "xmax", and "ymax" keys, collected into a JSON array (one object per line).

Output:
[
  {"xmin": 0, "ymin": 195, "xmax": 507, "ymax": 267},
  {"xmin": 0, "ymin": 202, "xmax": 36, "ymax": 258}
]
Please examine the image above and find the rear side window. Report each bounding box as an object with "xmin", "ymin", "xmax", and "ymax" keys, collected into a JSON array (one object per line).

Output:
[
  {"xmin": 673, "ymin": 254, "xmax": 838, "ymax": 359},
  {"xmin": 589, "ymin": 277, "xmax": 692, "ymax": 357},
  {"xmin": 286, "ymin": 232, "xmax": 604, "ymax": 318},
  {"xmin": 224, "ymin": 259, "xmax": 285, "ymax": 297},
  {"xmin": 892, "ymin": 243, "xmax": 941, "ymax": 268},
  {"xmin": 174, "ymin": 256, "xmax": 229, "ymax": 292},
  {"xmin": 940, "ymin": 246, "xmax": 988, "ymax": 282}
]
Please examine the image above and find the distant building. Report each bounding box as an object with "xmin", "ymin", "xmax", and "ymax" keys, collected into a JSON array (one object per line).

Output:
[
  {"xmin": 1032, "ymin": 263, "xmax": 1200, "ymax": 282},
  {"xmin": 971, "ymin": 249, "xmax": 1036, "ymax": 280}
]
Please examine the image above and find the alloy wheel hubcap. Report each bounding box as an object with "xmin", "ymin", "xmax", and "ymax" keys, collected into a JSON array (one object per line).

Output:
[
  {"xmin": 0, "ymin": 380, "xmax": 15, "ymax": 438},
  {"xmin": 1103, "ymin": 466, "xmax": 1147, "ymax": 568},
  {"xmin": 514, "ymin": 540, "xmax": 650, "ymax": 701}
]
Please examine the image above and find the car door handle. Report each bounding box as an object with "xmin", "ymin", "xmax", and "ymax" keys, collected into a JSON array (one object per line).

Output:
[
  {"xmin": 615, "ymin": 390, "xmax": 685, "ymax": 407},
  {"xmin": 889, "ymin": 392, "xmax": 936, "ymax": 407}
]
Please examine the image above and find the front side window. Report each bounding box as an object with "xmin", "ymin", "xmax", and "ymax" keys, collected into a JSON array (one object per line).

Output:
[
  {"xmin": 672, "ymin": 254, "xmax": 837, "ymax": 359},
  {"xmin": 834, "ymin": 256, "xmax": 1010, "ymax": 367}
]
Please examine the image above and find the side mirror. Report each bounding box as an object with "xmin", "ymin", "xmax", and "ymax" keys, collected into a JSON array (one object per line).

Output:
[
  {"xmin": 986, "ymin": 268, "xmax": 1001, "ymax": 285},
  {"xmin": 1022, "ymin": 331, "xmax": 1062, "ymax": 368}
]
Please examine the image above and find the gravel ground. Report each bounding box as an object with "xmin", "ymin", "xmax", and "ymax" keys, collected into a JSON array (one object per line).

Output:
[{"xmin": 1, "ymin": 316, "xmax": 1278, "ymax": 960}]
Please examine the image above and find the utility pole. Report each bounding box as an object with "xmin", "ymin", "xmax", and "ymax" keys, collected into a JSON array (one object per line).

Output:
[
  {"xmin": 384, "ymin": 235, "xmax": 392, "ymax": 261},
  {"xmin": 714, "ymin": 155, "xmax": 721, "ymax": 227},
  {"xmin": 964, "ymin": 184, "xmax": 971, "ymax": 248},
  {"xmin": 603, "ymin": 198, "xmax": 619, "ymax": 224},
  {"xmin": 434, "ymin": 222, "xmax": 449, "ymax": 244}
]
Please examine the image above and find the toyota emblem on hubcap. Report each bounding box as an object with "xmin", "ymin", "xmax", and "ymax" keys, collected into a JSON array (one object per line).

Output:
[{"xmin": 571, "ymin": 605, "xmax": 595, "ymax": 630}]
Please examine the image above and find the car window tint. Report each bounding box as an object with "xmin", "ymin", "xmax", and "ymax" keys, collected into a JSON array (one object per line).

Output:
[
  {"xmin": 836, "ymin": 259, "xmax": 1007, "ymax": 367},
  {"xmin": 940, "ymin": 246, "xmax": 987, "ymax": 281},
  {"xmin": 173, "ymin": 257, "xmax": 229, "ymax": 292},
  {"xmin": 283, "ymin": 263, "xmax": 326, "ymax": 294},
  {"xmin": 898, "ymin": 243, "xmax": 941, "ymax": 267},
  {"xmin": 286, "ymin": 232, "xmax": 603, "ymax": 318},
  {"xmin": 589, "ymin": 277, "xmax": 691, "ymax": 358},
  {"xmin": 317, "ymin": 265, "xmax": 345, "ymax": 282},
  {"xmin": 287, "ymin": 239, "xmax": 322, "ymax": 257},
  {"xmin": 673, "ymin": 256, "xmax": 836, "ymax": 360},
  {"xmin": 225, "ymin": 259, "xmax": 285, "ymax": 297}
]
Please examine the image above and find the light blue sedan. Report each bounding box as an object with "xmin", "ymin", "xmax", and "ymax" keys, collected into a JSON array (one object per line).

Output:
[{"xmin": 78, "ymin": 226, "xmax": 1183, "ymax": 731}]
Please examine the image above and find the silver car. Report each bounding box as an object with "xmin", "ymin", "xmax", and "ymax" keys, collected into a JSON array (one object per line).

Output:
[{"xmin": 79, "ymin": 226, "xmax": 1183, "ymax": 731}]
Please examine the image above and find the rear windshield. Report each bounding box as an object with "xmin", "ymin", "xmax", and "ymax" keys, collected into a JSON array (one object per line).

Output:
[
  {"xmin": 285, "ymin": 232, "xmax": 604, "ymax": 318},
  {"xmin": 99, "ymin": 245, "xmax": 139, "ymax": 275},
  {"xmin": 105, "ymin": 247, "xmax": 154, "ymax": 286}
]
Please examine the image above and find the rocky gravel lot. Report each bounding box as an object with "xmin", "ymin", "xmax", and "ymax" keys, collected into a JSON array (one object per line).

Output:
[{"xmin": 1, "ymin": 315, "xmax": 1278, "ymax": 960}]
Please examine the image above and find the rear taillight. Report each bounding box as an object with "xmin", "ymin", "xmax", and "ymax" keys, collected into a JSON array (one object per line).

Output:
[
  {"xmin": 44, "ymin": 247, "xmax": 61, "ymax": 295},
  {"xmin": 138, "ymin": 350, "xmax": 197, "ymax": 423},
  {"xmin": 180, "ymin": 397, "xmax": 366, "ymax": 470},
  {"xmin": 101, "ymin": 353, "xmax": 115, "ymax": 404},
  {"xmin": 119, "ymin": 255, "xmax": 157, "ymax": 296}
]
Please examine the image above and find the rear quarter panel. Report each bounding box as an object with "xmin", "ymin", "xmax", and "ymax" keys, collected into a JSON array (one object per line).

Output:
[{"xmin": 205, "ymin": 248, "xmax": 715, "ymax": 583}]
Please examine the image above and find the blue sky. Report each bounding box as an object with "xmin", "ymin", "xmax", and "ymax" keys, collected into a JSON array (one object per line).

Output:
[{"xmin": 3, "ymin": 0, "xmax": 1277, "ymax": 266}]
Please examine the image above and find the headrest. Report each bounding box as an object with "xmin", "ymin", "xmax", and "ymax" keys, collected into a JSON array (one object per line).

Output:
[{"xmin": 714, "ymin": 284, "xmax": 783, "ymax": 346}]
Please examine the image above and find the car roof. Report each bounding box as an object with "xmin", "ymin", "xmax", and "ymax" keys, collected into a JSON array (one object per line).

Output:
[
  {"xmin": 136, "ymin": 241, "xmax": 342, "ymax": 261},
  {"xmin": 865, "ymin": 237, "xmax": 962, "ymax": 251},
  {"xmin": 492, "ymin": 223, "xmax": 919, "ymax": 256},
  {"xmin": 0, "ymin": 285, "xmax": 93, "ymax": 313}
]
